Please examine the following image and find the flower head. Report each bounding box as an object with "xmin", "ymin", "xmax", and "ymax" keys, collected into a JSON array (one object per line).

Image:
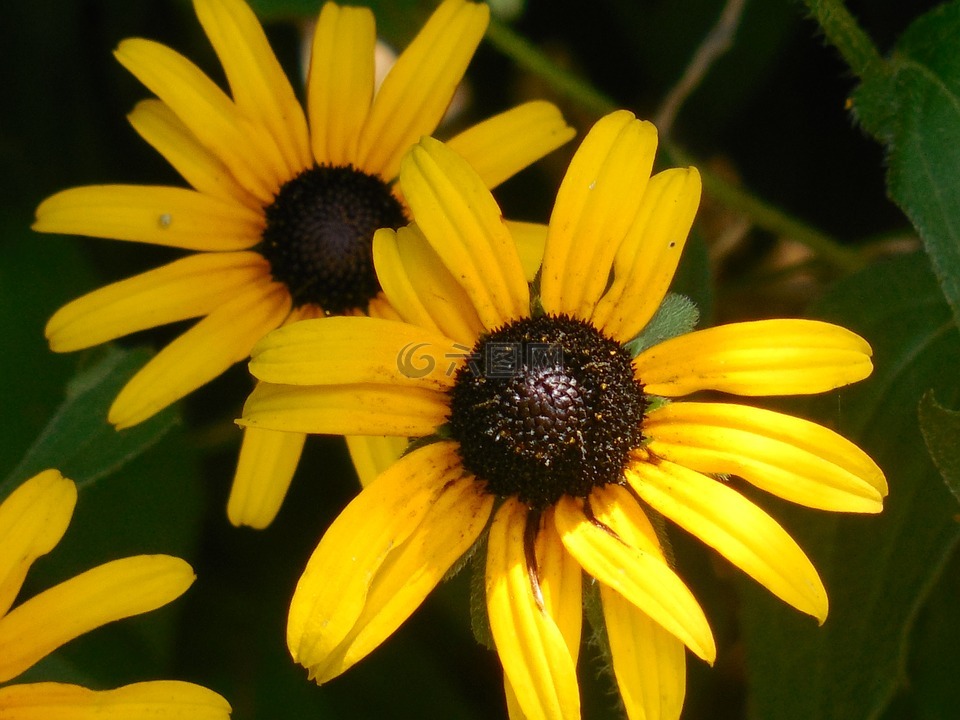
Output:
[
  {"xmin": 0, "ymin": 469, "xmax": 230, "ymax": 718},
  {"xmin": 241, "ymin": 110, "xmax": 886, "ymax": 718},
  {"xmin": 33, "ymin": 0, "xmax": 573, "ymax": 528}
]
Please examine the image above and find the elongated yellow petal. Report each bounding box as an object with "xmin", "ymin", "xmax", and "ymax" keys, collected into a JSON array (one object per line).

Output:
[
  {"xmin": 555, "ymin": 488, "xmax": 715, "ymax": 663},
  {"xmin": 109, "ymin": 279, "xmax": 290, "ymax": 429},
  {"xmin": 345, "ymin": 435, "xmax": 410, "ymax": 487},
  {"xmin": 33, "ymin": 185, "xmax": 264, "ymax": 251},
  {"xmin": 627, "ymin": 459, "xmax": 828, "ymax": 622},
  {"xmin": 503, "ymin": 508, "xmax": 582, "ymax": 720},
  {"xmin": 288, "ymin": 442, "xmax": 461, "ymax": 674},
  {"xmin": 540, "ymin": 110, "xmax": 658, "ymax": 318},
  {"xmin": 0, "ymin": 556, "xmax": 193, "ymax": 683},
  {"xmin": 645, "ymin": 402, "xmax": 886, "ymax": 512},
  {"xmin": 634, "ymin": 319, "xmax": 874, "ymax": 396},
  {"xmin": 444, "ymin": 101, "xmax": 575, "ymax": 190},
  {"xmin": 249, "ymin": 315, "xmax": 460, "ymax": 390},
  {"xmin": 114, "ymin": 38, "xmax": 286, "ymax": 201},
  {"xmin": 505, "ymin": 220, "xmax": 548, "ymax": 284},
  {"xmin": 532, "ymin": 507, "xmax": 583, "ymax": 659},
  {"xmin": 307, "ymin": 3, "xmax": 375, "ymax": 165},
  {"xmin": 356, "ymin": 0, "xmax": 489, "ymax": 179},
  {"xmin": 128, "ymin": 99, "xmax": 258, "ymax": 208},
  {"xmin": 194, "ymin": 0, "xmax": 310, "ymax": 175},
  {"xmin": 374, "ymin": 225, "xmax": 484, "ymax": 346},
  {"xmin": 487, "ymin": 499, "xmax": 581, "ymax": 720},
  {"xmin": 592, "ymin": 167, "xmax": 702, "ymax": 343},
  {"xmin": 240, "ymin": 381, "xmax": 448, "ymax": 437},
  {"xmin": 227, "ymin": 426, "xmax": 306, "ymax": 529},
  {"xmin": 0, "ymin": 471, "xmax": 76, "ymax": 618},
  {"xmin": 0, "ymin": 680, "xmax": 230, "ymax": 720},
  {"xmin": 400, "ymin": 137, "xmax": 529, "ymax": 330},
  {"xmin": 46, "ymin": 252, "xmax": 268, "ymax": 352},
  {"xmin": 601, "ymin": 585, "xmax": 686, "ymax": 720},
  {"xmin": 311, "ymin": 474, "xmax": 492, "ymax": 684}
]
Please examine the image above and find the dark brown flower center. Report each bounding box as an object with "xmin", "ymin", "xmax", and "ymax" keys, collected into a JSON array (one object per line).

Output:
[
  {"xmin": 448, "ymin": 314, "xmax": 647, "ymax": 509},
  {"xmin": 260, "ymin": 164, "xmax": 407, "ymax": 313}
]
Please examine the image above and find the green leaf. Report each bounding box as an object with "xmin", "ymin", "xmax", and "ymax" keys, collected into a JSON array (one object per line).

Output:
[
  {"xmin": 853, "ymin": 1, "xmax": 960, "ymax": 330},
  {"xmin": 880, "ymin": 546, "xmax": 960, "ymax": 720},
  {"xmin": 918, "ymin": 390, "xmax": 960, "ymax": 503},
  {"xmin": 740, "ymin": 254, "xmax": 960, "ymax": 720},
  {"xmin": 0, "ymin": 346, "xmax": 178, "ymax": 500}
]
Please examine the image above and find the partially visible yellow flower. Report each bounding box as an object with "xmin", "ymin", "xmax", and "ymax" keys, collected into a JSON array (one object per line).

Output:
[
  {"xmin": 241, "ymin": 111, "xmax": 886, "ymax": 719},
  {"xmin": 0, "ymin": 470, "xmax": 230, "ymax": 719},
  {"xmin": 33, "ymin": 0, "xmax": 573, "ymax": 530}
]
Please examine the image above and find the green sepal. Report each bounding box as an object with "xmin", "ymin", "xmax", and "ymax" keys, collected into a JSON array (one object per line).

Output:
[
  {"xmin": 623, "ymin": 293, "xmax": 700, "ymax": 358},
  {"xmin": 467, "ymin": 528, "xmax": 496, "ymax": 651}
]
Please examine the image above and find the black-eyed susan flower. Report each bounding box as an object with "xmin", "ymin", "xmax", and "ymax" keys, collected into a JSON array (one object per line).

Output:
[
  {"xmin": 239, "ymin": 110, "xmax": 887, "ymax": 719},
  {"xmin": 0, "ymin": 469, "xmax": 230, "ymax": 718},
  {"xmin": 33, "ymin": 0, "xmax": 573, "ymax": 529}
]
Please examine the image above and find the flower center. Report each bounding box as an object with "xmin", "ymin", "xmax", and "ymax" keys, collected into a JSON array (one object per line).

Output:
[
  {"xmin": 260, "ymin": 164, "xmax": 407, "ymax": 313},
  {"xmin": 448, "ymin": 314, "xmax": 647, "ymax": 509}
]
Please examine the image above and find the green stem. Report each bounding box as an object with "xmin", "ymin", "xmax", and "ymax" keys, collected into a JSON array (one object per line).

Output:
[
  {"xmin": 484, "ymin": 17, "xmax": 865, "ymax": 274},
  {"xmin": 802, "ymin": 0, "xmax": 884, "ymax": 80},
  {"xmin": 485, "ymin": 18, "xmax": 616, "ymax": 116},
  {"xmin": 666, "ymin": 145, "xmax": 866, "ymax": 273}
]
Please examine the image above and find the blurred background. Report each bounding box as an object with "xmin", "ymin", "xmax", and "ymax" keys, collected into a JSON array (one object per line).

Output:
[{"xmin": 2, "ymin": 1, "xmax": 957, "ymax": 718}]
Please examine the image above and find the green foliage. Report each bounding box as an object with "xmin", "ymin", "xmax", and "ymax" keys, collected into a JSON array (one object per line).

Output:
[
  {"xmin": 1, "ymin": 347, "xmax": 178, "ymax": 500},
  {"xmin": 853, "ymin": 1, "xmax": 960, "ymax": 330},
  {"xmin": 740, "ymin": 254, "xmax": 960, "ymax": 720},
  {"xmin": 918, "ymin": 390, "xmax": 960, "ymax": 503}
]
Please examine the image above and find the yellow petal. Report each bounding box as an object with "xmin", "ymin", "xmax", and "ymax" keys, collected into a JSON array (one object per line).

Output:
[
  {"xmin": 0, "ymin": 680, "xmax": 230, "ymax": 720},
  {"xmin": 444, "ymin": 101, "xmax": 575, "ymax": 190},
  {"xmin": 0, "ymin": 556, "xmax": 193, "ymax": 683},
  {"xmin": 0, "ymin": 471, "xmax": 76, "ymax": 618},
  {"xmin": 505, "ymin": 220, "xmax": 548, "ymax": 284},
  {"xmin": 288, "ymin": 442, "xmax": 461, "ymax": 674},
  {"xmin": 109, "ymin": 279, "xmax": 290, "ymax": 429},
  {"xmin": 627, "ymin": 459, "xmax": 828, "ymax": 622},
  {"xmin": 128, "ymin": 99, "xmax": 258, "ymax": 208},
  {"xmin": 227, "ymin": 426, "xmax": 306, "ymax": 529},
  {"xmin": 310, "ymin": 474, "xmax": 492, "ymax": 683},
  {"xmin": 555, "ymin": 488, "xmax": 716, "ymax": 663},
  {"xmin": 592, "ymin": 167, "xmax": 702, "ymax": 343},
  {"xmin": 540, "ymin": 110, "xmax": 658, "ymax": 318},
  {"xmin": 345, "ymin": 435, "xmax": 409, "ymax": 488},
  {"xmin": 249, "ymin": 315, "xmax": 460, "ymax": 390},
  {"xmin": 306, "ymin": 3, "xmax": 375, "ymax": 165},
  {"xmin": 486, "ymin": 499, "xmax": 581, "ymax": 720},
  {"xmin": 634, "ymin": 319, "xmax": 874, "ymax": 396},
  {"xmin": 33, "ymin": 185, "xmax": 264, "ymax": 251},
  {"xmin": 400, "ymin": 137, "xmax": 529, "ymax": 330},
  {"xmin": 114, "ymin": 38, "xmax": 286, "ymax": 201},
  {"xmin": 532, "ymin": 507, "xmax": 583, "ymax": 659},
  {"xmin": 356, "ymin": 0, "xmax": 489, "ymax": 179},
  {"xmin": 240, "ymin": 381, "xmax": 448, "ymax": 437},
  {"xmin": 644, "ymin": 402, "xmax": 887, "ymax": 512},
  {"xmin": 373, "ymin": 225, "xmax": 484, "ymax": 346},
  {"xmin": 194, "ymin": 0, "xmax": 311, "ymax": 175},
  {"xmin": 600, "ymin": 585, "xmax": 687, "ymax": 720},
  {"xmin": 46, "ymin": 251, "xmax": 268, "ymax": 352}
]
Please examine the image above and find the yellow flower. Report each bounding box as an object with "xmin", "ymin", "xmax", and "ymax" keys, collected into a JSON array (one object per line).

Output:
[
  {"xmin": 240, "ymin": 110, "xmax": 886, "ymax": 719},
  {"xmin": 0, "ymin": 469, "xmax": 230, "ymax": 718},
  {"xmin": 33, "ymin": 0, "xmax": 573, "ymax": 529}
]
